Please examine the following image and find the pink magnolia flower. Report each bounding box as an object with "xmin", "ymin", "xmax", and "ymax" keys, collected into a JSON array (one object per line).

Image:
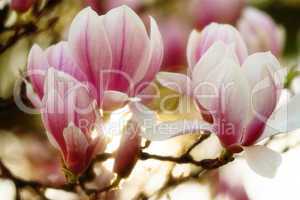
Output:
[
  {"xmin": 27, "ymin": 6, "xmax": 163, "ymax": 110},
  {"xmin": 41, "ymin": 68, "xmax": 106, "ymax": 175},
  {"xmin": 26, "ymin": 6, "xmax": 163, "ymax": 175},
  {"xmin": 190, "ymin": 0, "xmax": 245, "ymax": 29},
  {"xmin": 68, "ymin": 6, "xmax": 163, "ymax": 109},
  {"xmin": 157, "ymin": 41, "xmax": 300, "ymax": 177},
  {"xmin": 11, "ymin": 0, "xmax": 35, "ymax": 12},
  {"xmin": 187, "ymin": 23, "xmax": 248, "ymax": 68},
  {"xmin": 238, "ymin": 7, "xmax": 285, "ymax": 57}
]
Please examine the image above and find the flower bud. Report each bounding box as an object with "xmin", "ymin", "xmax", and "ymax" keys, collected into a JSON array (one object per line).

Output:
[
  {"xmin": 113, "ymin": 121, "xmax": 141, "ymax": 178},
  {"xmin": 238, "ymin": 7, "xmax": 285, "ymax": 56}
]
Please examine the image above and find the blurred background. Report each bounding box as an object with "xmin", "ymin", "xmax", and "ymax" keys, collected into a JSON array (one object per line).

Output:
[{"xmin": 0, "ymin": 0, "xmax": 300, "ymax": 199}]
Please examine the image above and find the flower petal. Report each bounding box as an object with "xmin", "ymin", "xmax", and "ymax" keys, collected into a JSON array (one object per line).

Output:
[
  {"xmin": 241, "ymin": 52, "xmax": 283, "ymax": 145},
  {"xmin": 102, "ymin": 90, "xmax": 129, "ymax": 111},
  {"xmin": 186, "ymin": 30, "xmax": 202, "ymax": 69},
  {"xmin": 194, "ymin": 57, "xmax": 251, "ymax": 147},
  {"xmin": 45, "ymin": 41, "xmax": 87, "ymax": 82},
  {"xmin": 63, "ymin": 123, "xmax": 89, "ymax": 175},
  {"xmin": 243, "ymin": 145, "xmax": 282, "ymax": 178},
  {"xmin": 27, "ymin": 44, "xmax": 50, "ymax": 98},
  {"xmin": 156, "ymin": 72, "xmax": 191, "ymax": 95},
  {"xmin": 191, "ymin": 41, "xmax": 239, "ymax": 86},
  {"xmin": 258, "ymin": 93, "xmax": 300, "ymax": 141},
  {"xmin": 104, "ymin": 5, "xmax": 150, "ymax": 94},
  {"xmin": 134, "ymin": 17, "xmax": 164, "ymax": 91},
  {"xmin": 68, "ymin": 7, "xmax": 112, "ymax": 102}
]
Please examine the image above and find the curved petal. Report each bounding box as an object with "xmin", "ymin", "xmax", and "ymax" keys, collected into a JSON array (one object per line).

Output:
[
  {"xmin": 68, "ymin": 7, "xmax": 112, "ymax": 102},
  {"xmin": 156, "ymin": 72, "xmax": 192, "ymax": 95},
  {"xmin": 195, "ymin": 57, "xmax": 251, "ymax": 147},
  {"xmin": 41, "ymin": 68, "xmax": 78, "ymax": 152},
  {"xmin": 45, "ymin": 42, "xmax": 87, "ymax": 82},
  {"xmin": 27, "ymin": 44, "xmax": 50, "ymax": 99},
  {"xmin": 186, "ymin": 30, "xmax": 202, "ymax": 69},
  {"xmin": 241, "ymin": 52, "xmax": 282, "ymax": 145},
  {"xmin": 104, "ymin": 5, "xmax": 150, "ymax": 94},
  {"xmin": 102, "ymin": 90, "xmax": 129, "ymax": 111},
  {"xmin": 244, "ymin": 145, "xmax": 282, "ymax": 178},
  {"xmin": 191, "ymin": 41, "xmax": 239, "ymax": 87},
  {"xmin": 63, "ymin": 123, "xmax": 89, "ymax": 175},
  {"xmin": 113, "ymin": 120, "xmax": 141, "ymax": 178},
  {"xmin": 134, "ymin": 17, "xmax": 164, "ymax": 93},
  {"xmin": 258, "ymin": 93, "xmax": 300, "ymax": 142}
]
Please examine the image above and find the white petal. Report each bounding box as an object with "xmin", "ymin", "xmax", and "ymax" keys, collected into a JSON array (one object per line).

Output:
[
  {"xmin": 244, "ymin": 145, "xmax": 282, "ymax": 178},
  {"xmin": 156, "ymin": 72, "xmax": 192, "ymax": 95},
  {"xmin": 259, "ymin": 93, "xmax": 300, "ymax": 141},
  {"xmin": 129, "ymin": 101, "xmax": 157, "ymax": 129},
  {"xmin": 102, "ymin": 90, "xmax": 129, "ymax": 111},
  {"xmin": 191, "ymin": 41, "xmax": 238, "ymax": 86},
  {"xmin": 186, "ymin": 30, "xmax": 202, "ymax": 69}
]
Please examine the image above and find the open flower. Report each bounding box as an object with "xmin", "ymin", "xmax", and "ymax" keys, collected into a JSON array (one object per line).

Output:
[
  {"xmin": 41, "ymin": 68, "xmax": 105, "ymax": 176},
  {"xmin": 27, "ymin": 6, "xmax": 163, "ymax": 110},
  {"xmin": 156, "ymin": 41, "xmax": 300, "ymax": 178},
  {"xmin": 238, "ymin": 7, "xmax": 285, "ymax": 56},
  {"xmin": 26, "ymin": 6, "xmax": 163, "ymax": 176},
  {"xmin": 68, "ymin": 6, "xmax": 163, "ymax": 110}
]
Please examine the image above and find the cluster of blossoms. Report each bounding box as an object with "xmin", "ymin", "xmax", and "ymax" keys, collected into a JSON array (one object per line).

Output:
[{"xmin": 26, "ymin": 5, "xmax": 300, "ymax": 180}]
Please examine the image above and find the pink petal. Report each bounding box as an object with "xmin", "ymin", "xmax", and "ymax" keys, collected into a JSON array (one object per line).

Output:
[
  {"xmin": 103, "ymin": 6, "xmax": 150, "ymax": 94},
  {"xmin": 45, "ymin": 42, "xmax": 87, "ymax": 82},
  {"xmin": 241, "ymin": 52, "xmax": 282, "ymax": 145},
  {"xmin": 63, "ymin": 124, "xmax": 89, "ymax": 175},
  {"xmin": 68, "ymin": 7, "xmax": 112, "ymax": 103},
  {"xmin": 195, "ymin": 57, "xmax": 251, "ymax": 148},
  {"xmin": 41, "ymin": 69, "xmax": 78, "ymax": 152},
  {"xmin": 113, "ymin": 120, "xmax": 141, "ymax": 177},
  {"xmin": 134, "ymin": 17, "xmax": 164, "ymax": 94},
  {"xmin": 27, "ymin": 44, "xmax": 50, "ymax": 99}
]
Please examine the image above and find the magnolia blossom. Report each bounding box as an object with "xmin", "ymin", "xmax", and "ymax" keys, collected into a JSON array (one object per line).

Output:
[
  {"xmin": 156, "ymin": 41, "xmax": 300, "ymax": 178},
  {"xmin": 187, "ymin": 23, "xmax": 248, "ymax": 68},
  {"xmin": 190, "ymin": 0, "xmax": 245, "ymax": 29},
  {"xmin": 28, "ymin": 6, "xmax": 163, "ymax": 108},
  {"xmin": 68, "ymin": 6, "xmax": 163, "ymax": 110},
  {"xmin": 26, "ymin": 6, "xmax": 163, "ymax": 175},
  {"xmin": 238, "ymin": 7, "xmax": 285, "ymax": 56},
  {"xmin": 11, "ymin": 0, "xmax": 35, "ymax": 12},
  {"xmin": 40, "ymin": 68, "xmax": 105, "ymax": 175}
]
